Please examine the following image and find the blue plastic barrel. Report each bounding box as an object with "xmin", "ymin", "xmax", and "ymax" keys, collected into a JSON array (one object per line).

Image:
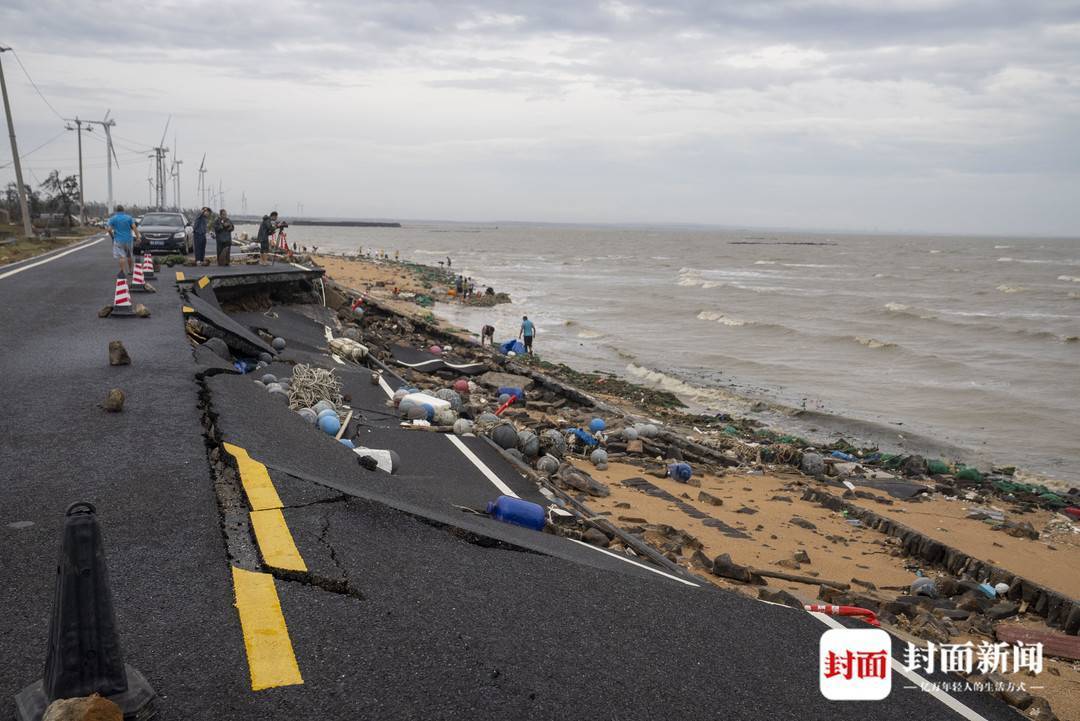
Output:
[
  {"xmin": 830, "ymin": 451, "xmax": 857, "ymax": 462},
  {"xmin": 668, "ymin": 462, "xmax": 693, "ymax": 482},
  {"xmin": 486, "ymin": 495, "xmax": 546, "ymax": 531}
]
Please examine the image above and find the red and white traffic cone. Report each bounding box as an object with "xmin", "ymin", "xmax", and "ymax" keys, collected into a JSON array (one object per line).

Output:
[
  {"xmin": 805, "ymin": 604, "xmax": 880, "ymax": 627},
  {"xmin": 130, "ymin": 259, "xmax": 147, "ymax": 292},
  {"xmin": 142, "ymin": 252, "xmax": 155, "ymax": 278},
  {"xmin": 111, "ymin": 273, "xmax": 134, "ymax": 316}
]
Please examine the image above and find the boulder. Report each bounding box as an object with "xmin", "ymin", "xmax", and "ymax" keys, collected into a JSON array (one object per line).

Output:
[
  {"xmin": 793, "ymin": 549, "xmax": 812, "ymax": 564},
  {"xmin": 789, "ymin": 516, "xmax": 817, "ymax": 530},
  {"xmin": 582, "ymin": 527, "xmax": 610, "ymax": 548},
  {"xmin": 108, "ymin": 340, "xmax": 130, "ymax": 366},
  {"xmin": 134, "ymin": 303, "xmax": 151, "ymax": 317},
  {"xmin": 103, "ymin": 388, "xmax": 124, "ymax": 412},
  {"xmin": 555, "ymin": 463, "xmax": 610, "ymax": 497},
  {"xmin": 42, "ymin": 694, "xmax": 122, "ymax": 721}
]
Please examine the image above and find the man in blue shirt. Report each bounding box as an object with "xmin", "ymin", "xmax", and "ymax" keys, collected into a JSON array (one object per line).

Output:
[
  {"xmin": 518, "ymin": 315, "xmax": 536, "ymax": 354},
  {"xmin": 106, "ymin": 205, "xmax": 139, "ymax": 276}
]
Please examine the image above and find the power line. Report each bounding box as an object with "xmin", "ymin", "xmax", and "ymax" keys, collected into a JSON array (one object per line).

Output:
[
  {"xmin": 7, "ymin": 48, "xmax": 65, "ymax": 122},
  {"xmin": 0, "ymin": 128, "xmax": 66, "ymax": 169}
]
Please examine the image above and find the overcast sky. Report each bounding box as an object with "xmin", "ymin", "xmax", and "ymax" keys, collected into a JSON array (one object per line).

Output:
[{"xmin": 2, "ymin": 0, "xmax": 1078, "ymax": 234}]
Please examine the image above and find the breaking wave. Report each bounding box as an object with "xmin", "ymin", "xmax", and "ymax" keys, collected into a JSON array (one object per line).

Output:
[
  {"xmin": 1059, "ymin": 276, "xmax": 1080, "ymax": 283},
  {"xmin": 695, "ymin": 310, "xmax": 749, "ymax": 327},
  {"xmin": 996, "ymin": 285, "xmax": 1026, "ymax": 294},
  {"xmin": 854, "ymin": 337, "xmax": 898, "ymax": 350}
]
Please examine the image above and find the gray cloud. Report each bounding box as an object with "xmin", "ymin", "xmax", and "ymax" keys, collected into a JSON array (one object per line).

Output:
[{"xmin": 1, "ymin": 0, "xmax": 1077, "ymax": 233}]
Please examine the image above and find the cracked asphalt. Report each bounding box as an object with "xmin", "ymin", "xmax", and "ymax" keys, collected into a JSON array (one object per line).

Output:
[{"xmin": 0, "ymin": 242, "xmax": 1018, "ymax": 720}]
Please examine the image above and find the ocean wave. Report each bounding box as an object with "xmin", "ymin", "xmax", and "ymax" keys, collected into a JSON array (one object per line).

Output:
[
  {"xmin": 696, "ymin": 310, "xmax": 749, "ymax": 327},
  {"xmin": 994, "ymin": 245, "xmax": 1012, "ymax": 249},
  {"xmin": 754, "ymin": 260, "xmax": 778, "ymax": 265},
  {"xmin": 997, "ymin": 257, "xmax": 1013, "ymax": 262},
  {"xmin": 854, "ymin": 336, "xmax": 898, "ymax": 350},
  {"xmin": 996, "ymin": 285, "xmax": 1026, "ymax": 294},
  {"xmin": 624, "ymin": 364, "xmax": 743, "ymax": 407},
  {"xmin": 1059, "ymin": 275, "xmax": 1080, "ymax": 283}
]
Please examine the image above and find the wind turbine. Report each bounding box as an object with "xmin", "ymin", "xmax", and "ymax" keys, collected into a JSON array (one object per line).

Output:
[
  {"xmin": 150, "ymin": 116, "xmax": 170, "ymax": 209},
  {"xmin": 169, "ymin": 133, "xmax": 183, "ymax": 211},
  {"xmin": 197, "ymin": 153, "xmax": 207, "ymax": 208}
]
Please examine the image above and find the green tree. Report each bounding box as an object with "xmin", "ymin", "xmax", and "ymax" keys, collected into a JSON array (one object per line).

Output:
[{"xmin": 3, "ymin": 182, "xmax": 42, "ymax": 218}]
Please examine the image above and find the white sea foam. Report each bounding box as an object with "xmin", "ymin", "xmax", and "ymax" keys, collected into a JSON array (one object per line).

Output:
[
  {"xmin": 884, "ymin": 302, "xmax": 910, "ymax": 312},
  {"xmin": 997, "ymin": 257, "xmax": 1013, "ymax": 262},
  {"xmin": 1059, "ymin": 275, "xmax": 1080, "ymax": 282},
  {"xmin": 696, "ymin": 310, "xmax": 747, "ymax": 326},
  {"xmin": 995, "ymin": 245, "xmax": 1012, "ymax": 249},
  {"xmin": 996, "ymin": 285, "xmax": 1026, "ymax": 294},
  {"xmin": 855, "ymin": 337, "xmax": 897, "ymax": 349},
  {"xmin": 754, "ymin": 260, "xmax": 777, "ymax": 265}
]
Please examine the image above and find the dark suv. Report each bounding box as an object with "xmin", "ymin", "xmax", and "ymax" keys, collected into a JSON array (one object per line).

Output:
[{"xmin": 135, "ymin": 212, "xmax": 191, "ymax": 254}]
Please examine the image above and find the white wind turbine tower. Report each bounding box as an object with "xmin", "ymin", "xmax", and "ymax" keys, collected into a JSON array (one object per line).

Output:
[{"xmin": 197, "ymin": 153, "xmax": 207, "ymax": 208}]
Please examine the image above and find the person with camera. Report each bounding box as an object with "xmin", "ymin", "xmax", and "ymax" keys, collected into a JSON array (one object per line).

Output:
[
  {"xmin": 257, "ymin": 211, "xmax": 279, "ymax": 265},
  {"xmin": 212, "ymin": 208, "xmax": 235, "ymax": 266}
]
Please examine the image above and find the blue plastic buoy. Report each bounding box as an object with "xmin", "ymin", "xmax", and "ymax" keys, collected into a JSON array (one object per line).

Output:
[
  {"xmin": 569, "ymin": 428, "xmax": 598, "ymax": 447},
  {"xmin": 420, "ymin": 403, "xmax": 435, "ymax": 421},
  {"xmin": 318, "ymin": 415, "xmax": 341, "ymax": 435},
  {"xmin": 589, "ymin": 418, "xmax": 606, "ymax": 433},
  {"xmin": 486, "ymin": 495, "xmax": 546, "ymax": 531},
  {"xmin": 317, "ymin": 408, "xmax": 338, "ymax": 421},
  {"xmin": 668, "ymin": 462, "xmax": 693, "ymax": 482},
  {"xmin": 339, "ymin": 438, "xmax": 355, "ymax": 448},
  {"xmin": 497, "ymin": 386, "xmax": 525, "ymax": 400}
]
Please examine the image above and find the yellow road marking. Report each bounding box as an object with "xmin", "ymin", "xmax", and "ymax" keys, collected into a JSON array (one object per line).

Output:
[
  {"xmin": 222, "ymin": 443, "xmax": 284, "ymax": 511},
  {"xmin": 175, "ymin": 271, "xmax": 186, "ymax": 281},
  {"xmin": 198, "ymin": 275, "xmax": 210, "ymax": 288},
  {"xmin": 231, "ymin": 566, "xmax": 303, "ymax": 690},
  {"xmin": 250, "ymin": 509, "xmax": 307, "ymax": 572},
  {"xmin": 181, "ymin": 305, "xmax": 194, "ymax": 314}
]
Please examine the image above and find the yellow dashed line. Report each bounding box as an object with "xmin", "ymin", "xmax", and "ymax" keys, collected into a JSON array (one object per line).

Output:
[
  {"xmin": 231, "ymin": 566, "xmax": 304, "ymax": 690},
  {"xmin": 250, "ymin": 509, "xmax": 307, "ymax": 572},
  {"xmin": 181, "ymin": 305, "xmax": 194, "ymax": 314},
  {"xmin": 222, "ymin": 443, "xmax": 283, "ymax": 511},
  {"xmin": 198, "ymin": 275, "xmax": 210, "ymax": 288},
  {"xmin": 175, "ymin": 271, "xmax": 186, "ymax": 281}
]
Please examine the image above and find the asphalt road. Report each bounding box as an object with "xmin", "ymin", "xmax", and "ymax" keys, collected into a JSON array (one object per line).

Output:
[{"xmin": 0, "ymin": 244, "xmax": 1018, "ymax": 720}]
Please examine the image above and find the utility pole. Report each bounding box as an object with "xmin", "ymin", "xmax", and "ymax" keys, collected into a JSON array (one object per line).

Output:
[
  {"xmin": 0, "ymin": 46, "xmax": 33, "ymax": 237},
  {"xmin": 82, "ymin": 113, "xmax": 117, "ymax": 212},
  {"xmin": 63, "ymin": 117, "xmax": 87, "ymax": 224},
  {"xmin": 218, "ymin": 179, "xmax": 224, "ymax": 210}
]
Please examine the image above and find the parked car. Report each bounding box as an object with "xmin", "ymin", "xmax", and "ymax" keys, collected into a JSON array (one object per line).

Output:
[{"xmin": 134, "ymin": 212, "xmax": 192, "ymax": 254}]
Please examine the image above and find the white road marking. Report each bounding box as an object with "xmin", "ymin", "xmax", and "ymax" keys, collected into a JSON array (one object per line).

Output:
[
  {"xmin": 566, "ymin": 538, "xmax": 700, "ymax": 587},
  {"xmin": 323, "ymin": 324, "xmax": 333, "ymax": 342},
  {"xmin": 445, "ymin": 435, "xmax": 519, "ymax": 498},
  {"xmin": 809, "ymin": 612, "xmax": 991, "ymax": 721},
  {"xmin": 0, "ymin": 236, "xmax": 105, "ymax": 281},
  {"xmin": 291, "ymin": 262, "xmax": 308, "ymax": 271},
  {"xmin": 378, "ymin": 375, "xmax": 395, "ymax": 398}
]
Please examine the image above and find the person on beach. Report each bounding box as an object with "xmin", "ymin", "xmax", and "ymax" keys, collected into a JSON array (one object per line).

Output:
[
  {"xmin": 106, "ymin": 204, "xmax": 139, "ymax": 276},
  {"xmin": 481, "ymin": 324, "xmax": 495, "ymax": 346},
  {"xmin": 192, "ymin": 207, "xmax": 211, "ymax": 265},
  {"xmin": 446, "ymin": 256, "xmax": 452, "ymax": 268},
  {"xmin": 213, "ymin": 209, "xmax": 234, "ymax": 266},
  {"xmin": 455, "ymin": 274, "xmax": 464, "ymax": 300},
  {"xmin": 518, "ymin": 315, "xmax": 536, "ymax": 354},
  {"xmin": 468, "ymin": 277, "xmax": 476, "ymax": 298},
  {"xmin": 257, "ymin": 211, "xmax": 278, "ymax": 265}
]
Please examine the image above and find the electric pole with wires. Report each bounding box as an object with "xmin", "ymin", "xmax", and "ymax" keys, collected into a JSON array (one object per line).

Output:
[{"xmin": 0, "ymin": 46, "xmax": 34, "ymax": 237}]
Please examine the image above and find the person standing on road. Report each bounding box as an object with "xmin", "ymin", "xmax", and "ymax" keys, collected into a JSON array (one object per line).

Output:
[
  {"xmin": 518, "ymin": 315, "xmax": 536, "ymax": 354},
  {"xmin": 213, "ymin": 209, "xmax": 234, "ymax": 266},
  {"xmin": 192, "ymin": 207, "xmax": 211, "ymax": 266},
  {"xmin": 106, "ymin": 204, "xmax": 139, "ymax": 276},
  {"xmin": 257, "ymin": 211, "xmax": 278, "ymax": 266}
]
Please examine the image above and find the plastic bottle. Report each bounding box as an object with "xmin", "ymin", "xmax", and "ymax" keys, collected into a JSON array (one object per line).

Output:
[{"xmin": 486, "ymin": 495, "xmax": 546, "ymax": 531}]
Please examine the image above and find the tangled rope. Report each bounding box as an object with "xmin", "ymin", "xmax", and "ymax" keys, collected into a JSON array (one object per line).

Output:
[{"xmin": 287, "ymin": 364, "xmax": 343, "ymax": 410}]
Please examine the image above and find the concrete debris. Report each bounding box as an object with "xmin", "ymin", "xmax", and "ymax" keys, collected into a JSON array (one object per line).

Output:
[
  {"xmin": 97, "ymin": 305, "xmax": 112, "ymax": 318},
  {"xmin": 134, "ymin": 303, "xmax": 151, "ymax": 317},
  {"xmin": 789, "ymin": 516, "xmax": 817, "ymax": 530},
  {"xmin": 201, "ymin": 337, "xmax": 231, "ymax": 361},
  {"xmin": 757, "ymin": 588, "xmax": 805, "ymax": 610},
  {"xmin": 555, "ymin": 463, "xmax": 610, "ymax": 497},
  {"xmin": 697, "ymin": 490, "xmax": 723, "ymax": 506},
  {"xmin": 711, "ymin": 553, "xmax": 765, "ymax": 585}
]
